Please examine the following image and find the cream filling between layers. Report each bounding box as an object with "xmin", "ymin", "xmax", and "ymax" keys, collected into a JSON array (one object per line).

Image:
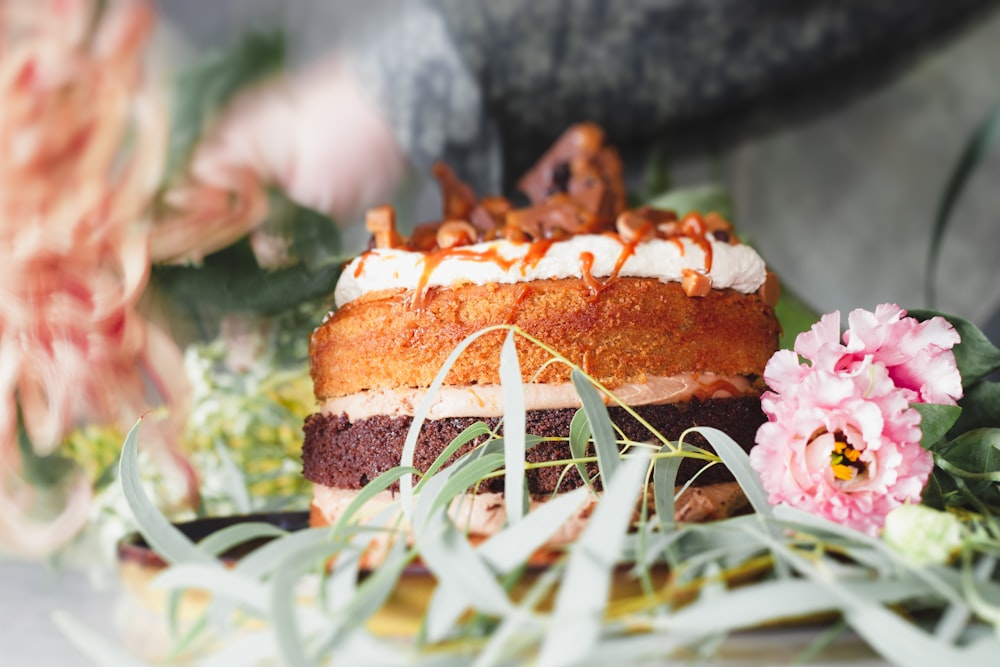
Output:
[
  {"xmin": 333, "ymin": 234, "xmax": 767, "ymax": 308},
  {"xmin": 320, "ymin": 373, "xmax": 753, "ymax": 421}
]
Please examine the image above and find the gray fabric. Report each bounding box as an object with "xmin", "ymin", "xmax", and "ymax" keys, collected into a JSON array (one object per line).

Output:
[{"xmin": 346, "ymin": 0, "xmax": 995, "ymax": 192}]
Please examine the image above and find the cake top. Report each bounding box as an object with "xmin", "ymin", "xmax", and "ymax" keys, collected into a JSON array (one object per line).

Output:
[{"xmin": 334, "ymin": 123, "xmax": 773, "ymax": 308}]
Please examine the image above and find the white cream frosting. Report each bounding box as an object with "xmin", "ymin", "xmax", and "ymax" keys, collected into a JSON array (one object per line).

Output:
[
  {"xmin": 321, "ymin": 373, "xmax": 753, "ymax": 421},
  {"xmin": 334, "ymin": 233, "xmax": 767, "ymax": 307}
]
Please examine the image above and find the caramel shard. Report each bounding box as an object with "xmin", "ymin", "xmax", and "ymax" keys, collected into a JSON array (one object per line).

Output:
[
  {"xmin": 517, "ymin": 123, "xmax": 626, "ymax": 223},
  {"xmin": 505, "ymin": 193, "xmax": 596, "ymax": 241},
  {"xmin": 615, "ymin": 210, "xmax": 656, "ymax": 244},
  {"xmin": 433, "ymin": 162, "xmax": 478, "ymax": 220},
  {"xmin": 436, "ymin": 220, "xmax": 478, "ymax": 249},
  {"xmin": 681, "ymin": 269, "xmax": 712, "ymax": 297},
  {"xmin": 366, "ymin": 205, "xmax": 404, "ymax": 249}
]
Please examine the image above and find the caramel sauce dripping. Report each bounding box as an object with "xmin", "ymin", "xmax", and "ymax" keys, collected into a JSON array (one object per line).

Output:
[
  {"xmin": 506, "ymin": 284, "xmax": 533, "ymax": 323},
  {"xmin": 680, "ymin": 212, "xmax": 713, "ymax": 273},
  {"xmin": 412, "ymin": 245, "xmax": 523, "ymax": 310},
  {"xmin": 578, "ymin": 251, "xmax": 605, "ymax": 298},
  {"xmin": 521, "ymin": 239, "xmax": 557, "ymax": 275}
]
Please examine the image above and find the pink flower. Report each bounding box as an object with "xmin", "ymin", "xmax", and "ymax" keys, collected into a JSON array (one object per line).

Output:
[
  {"xmin": 750, "ymin": 358, "xmax": 931, "ymax": 536},
  {"xmin": 843, "ymin": 304, "xmax": 962, "ymax": 405},
  {"xmin": 750, "ymin": 304, "xmax": 960, "ymax": 535},
  {"xmin": 0, "ymin": 0, "xmax": 196, "ymax": 557},
  {"xmin": 789, "ymin": 305, "xmax": 962, "ymax": 405}
]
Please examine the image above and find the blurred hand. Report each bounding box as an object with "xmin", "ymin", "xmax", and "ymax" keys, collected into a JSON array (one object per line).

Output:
[{"xmin": 152, "ymin": 55, "xmax": 407, "ymax": 264}]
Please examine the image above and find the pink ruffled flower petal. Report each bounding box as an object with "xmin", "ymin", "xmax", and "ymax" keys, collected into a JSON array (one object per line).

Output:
[
  {"xmin": 843, "ymin": 304, "xmax": 962, "ymax": 405},
  {"xmin": 750, "ymin": 355, "xmax": 933, "ymax": 536}
]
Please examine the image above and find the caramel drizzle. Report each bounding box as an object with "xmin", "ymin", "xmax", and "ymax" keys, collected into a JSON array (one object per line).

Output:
[
  {"xmin": 680, "ymin": 212, "xmax": 713, "ymax": 273},
  {"xmin": 404, "ymin": 217, "xmax": 718, "ymax": 309}
]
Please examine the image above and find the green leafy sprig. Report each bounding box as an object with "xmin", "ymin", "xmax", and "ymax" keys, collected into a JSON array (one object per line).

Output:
[
  {"xmin": 54, "ymin": 325, "xmax": 1000, "ymax": 667},
  {"xmin": 911, "ymin": 311, "xmax": 1000, "ymax": 519}
]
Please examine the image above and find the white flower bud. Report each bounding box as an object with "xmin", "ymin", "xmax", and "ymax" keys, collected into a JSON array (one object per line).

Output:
[{"xmin": 883, "ymin": 504, "xmax": 963, "ymax": 566}]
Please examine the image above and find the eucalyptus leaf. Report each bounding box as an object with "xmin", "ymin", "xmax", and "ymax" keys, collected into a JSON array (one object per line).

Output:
[
  {"xmin": 653, "ymin": 444, "xmax": 687, "ymax": 532},
  {"xmin": 415, "ymin": 512, "xmax": 514, "ymax": 616},
  {"xmin": 537, "ymin": 453, "xmax": 650, "ymax": 667},
  {"xmin": 315, "ymin": 538, "xmax": 413, "ymax": 655},
  {"xmin": 690, "ymin": 427, "xmax": 772, "ymax": 519},
  {"xmin": 423, "ymin": 488, "xmax": 587, "ymax": 643},
  {"xmin": 500, "ymin": 330, "xmax": 527, "ymax": 525},
  {"xmin": 119, "ymin": 420, "xmax": 214, "ymax": 566},
  {"xmin": 270, "ymin": 541, "xmax": 338, "ymax": 667},
  {"xmin": 400, "ymin": 326, "xmax": 509, "ymax": 518},
  {"xmin": 154, "ymin": 563, "xmax": 270, "ymax": 614},
  {"xmin": 422, "ymin": 453, "xmax": 506, "ymax": 527},
  {"xmin": 571, "ymin": 368, "xmax": 620, "ymax": 485},
  {"xmin": 478, "ymin": 486, "xmax": 590, "ymax": 573},
  {"xmin": 197, "ymin": 521, "xmax": 288, "ymax": 557},
  {"xmin": 568, "ymin": 409, "xmax": 595, "ymax": 491}
]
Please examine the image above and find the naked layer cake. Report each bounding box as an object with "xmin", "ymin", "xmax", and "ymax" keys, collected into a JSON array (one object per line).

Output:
[{"xmin": 302, "ymin": 124, "xmax": 780, "ymax": 551}]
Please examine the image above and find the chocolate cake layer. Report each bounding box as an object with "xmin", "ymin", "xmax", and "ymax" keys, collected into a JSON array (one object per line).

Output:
[{"xmin": 302, "ymin": 397, "xmax": 765, "ymax": 494}]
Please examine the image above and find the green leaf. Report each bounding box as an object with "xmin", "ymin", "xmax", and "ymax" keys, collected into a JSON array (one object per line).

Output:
[
  {"xmin": 773, "ymin": 284, "xmax": 820, "ymax": 350},
  {"xmin": 913, "ymin": 403, "xmax": 963, "ymax": 449},
  {"xmin": 926, "ymin": 96, "xmax": 1000, "ymax": 307},
  {"xmin": 166, "ymin": 30, "xmax": 286, "ymax": 178},
  {"xmin": 910, "ymin": 310, "xmax": 1000, "ymax": 386},
  {"xmin": 269, "ymin": 189, "xmax": 344, "ymax": 270},
  {"xmin": 933, "ymin": 428, "xmax": 1000, "ymax": 506},
  {"xmin": 952, "ymin": 381, "xmax": 1000, "ymax": 434},
  {"xmin": 151, "ymin": 239, "xmax": 346, "ymax": 317},
  {"xmin": 571, "ymin": 368, "xmax": 620, "ymax": 485},
  {"xmin": 645, "ymin": 183, "xmax": 733, "ymax": 220},
  {"xmin": 17, "ymin": 425, "xmax": 77, "ymax": 488}
]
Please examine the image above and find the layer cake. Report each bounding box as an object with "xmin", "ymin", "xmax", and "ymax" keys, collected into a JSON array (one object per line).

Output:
[{"xmin": 302, "ymin": 124, "xmax": 780, "ymax": 556}]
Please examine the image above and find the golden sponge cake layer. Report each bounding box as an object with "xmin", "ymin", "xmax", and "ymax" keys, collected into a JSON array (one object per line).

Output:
[{"xmin": 310, "ymin": 276, "xmax": 779, "ymax": 400}]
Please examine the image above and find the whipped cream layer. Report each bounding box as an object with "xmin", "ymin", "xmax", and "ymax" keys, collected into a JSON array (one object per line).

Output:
[
  {"xmin": 334, "ymin": 234, "xmax": 767, "ymax": 307},
  {"xmin": 320, "ymin": 373, "xmax": 753, "ymax": 421}
]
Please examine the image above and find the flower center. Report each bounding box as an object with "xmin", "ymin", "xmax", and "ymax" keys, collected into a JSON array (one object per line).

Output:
[{"xmin": 830, "ymin": 433, "xmax": 865, "ymax": 481}]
